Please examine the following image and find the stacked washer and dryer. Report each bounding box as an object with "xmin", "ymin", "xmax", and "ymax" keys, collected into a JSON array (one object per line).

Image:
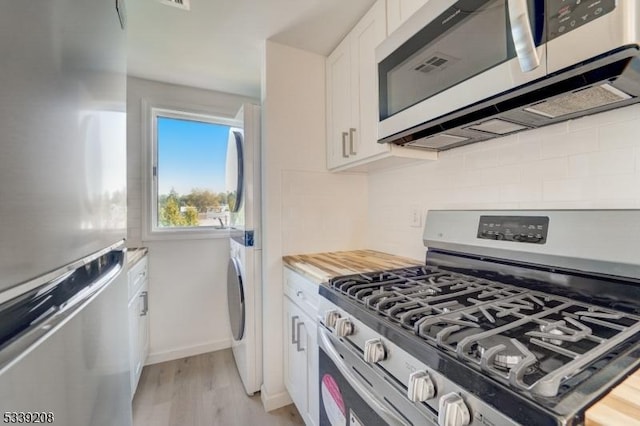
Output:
[{"xmin": 225, "ymin": 104, "xmax": 262, "ymax": 395}]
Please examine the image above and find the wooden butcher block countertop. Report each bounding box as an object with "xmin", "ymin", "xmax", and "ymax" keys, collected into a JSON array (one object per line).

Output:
[
  {"xmin": 586, "ymin": 368, "xmax": 640, "ymax": 425},
  {"xmin": 282, "ymin": 249, "xmax": 422, "ymax": 284}
]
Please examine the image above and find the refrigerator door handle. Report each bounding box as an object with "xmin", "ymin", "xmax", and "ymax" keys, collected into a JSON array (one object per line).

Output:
[{"xmin": 0, "ymin": 248, "xmax": 125, "ymax": 374}]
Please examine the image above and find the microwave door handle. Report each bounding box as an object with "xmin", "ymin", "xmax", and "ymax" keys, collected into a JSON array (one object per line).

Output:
[
  {"xmin": 319, "ymin": 328, "xmax": 406, "ymax": 426},
  {"xmin": 508, "ymin": 0, "xmax": 540, "ymax": 72}
]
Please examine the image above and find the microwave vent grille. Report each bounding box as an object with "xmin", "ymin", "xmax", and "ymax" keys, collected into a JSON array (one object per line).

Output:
[
  {"xmin": 466, "ymin": 119, "xmax": 530, "ymax": 135},
  {"xmin": 524, "ymin": 83, "xmax": 632, "ymax": 119},
  {"xmin": 409, "ymin": 133, "xmax": 468, "ymax": 149},
  {"xmin": 414, "ymin": 52, "xmax": 458, "ymax": 74},
  {"xmin": 157, "ymin": 0, "xmax": 190, "ymax": 10}
]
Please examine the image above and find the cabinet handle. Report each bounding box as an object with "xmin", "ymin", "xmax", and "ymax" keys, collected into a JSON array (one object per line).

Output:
[
  {"xmin": 296, "ymin": 321, "xmax": 305, "ymax": 352},
  {"xmin": 296, "ymin": 290, "xmax": 304, "ymax": 299},
  {"xmin": 291, "ymin": 315, "xmax": 299, "ymax": 345},
  {"xmin": 140, "ymin": 291, "xmax": 148, "ymax": 316},
  {"xmin": 341, "ymin": 132, "xmax": 349, "ymax": 158},
  {"xmin": 349, "ymin": 128, "xmax": 357, "ymax": 155}
]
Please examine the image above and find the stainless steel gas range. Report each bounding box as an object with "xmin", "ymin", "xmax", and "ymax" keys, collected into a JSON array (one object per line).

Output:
[{"xmin": 318, "ymin": 210, "xmax": 640, "ymax": 426}]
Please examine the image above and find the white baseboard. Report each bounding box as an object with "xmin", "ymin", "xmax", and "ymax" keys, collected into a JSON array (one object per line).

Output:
[
  {"xmin": 260, "ymin": 385, "xmax": 292, "ymax": 412},
  {"xmin": 145, "ymin": 338, "xmax": 232, "ymax": 365}
]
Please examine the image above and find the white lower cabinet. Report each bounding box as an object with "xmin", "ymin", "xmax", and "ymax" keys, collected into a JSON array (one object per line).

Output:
[
  {"xmin": 128, "ymin": 255, "xmax": 150, "ymax": 398},
  {"xmin": 283, "ymin": 268, "xmax": 319, "ymax": 426}
]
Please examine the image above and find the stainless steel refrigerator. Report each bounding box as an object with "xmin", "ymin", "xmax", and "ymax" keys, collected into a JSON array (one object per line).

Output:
[{"xmin": 0, "ymin": 0, "xmax": 132, "ymax": 425}]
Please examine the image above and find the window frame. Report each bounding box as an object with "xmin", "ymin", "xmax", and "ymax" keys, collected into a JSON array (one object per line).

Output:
[{"xmin": 142, "ymin": 100, "xmax": 242, "ymax": 241}]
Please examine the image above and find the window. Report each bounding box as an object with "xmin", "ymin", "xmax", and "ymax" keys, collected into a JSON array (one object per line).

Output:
[{"xmin": 148, "ymin": 107, "xmax": 241, "ymax": 237}]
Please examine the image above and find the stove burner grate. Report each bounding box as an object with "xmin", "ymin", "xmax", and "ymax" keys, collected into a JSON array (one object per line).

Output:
[{"xmin": 328, "ymin": 265, "xmax": 640, "ymax": 398}]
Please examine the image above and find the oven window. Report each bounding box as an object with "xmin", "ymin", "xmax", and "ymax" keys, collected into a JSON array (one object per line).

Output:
[{"xmin": 379, "ymin": 0, "xmax": 544, "ymax": 120}]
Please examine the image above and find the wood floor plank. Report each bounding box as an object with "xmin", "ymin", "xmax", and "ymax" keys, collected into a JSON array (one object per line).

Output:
[{"xmin": 132, "ymin": 349, "xmax": 304, "ymax": 426}]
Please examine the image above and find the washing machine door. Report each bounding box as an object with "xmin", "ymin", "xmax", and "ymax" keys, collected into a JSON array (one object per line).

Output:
[
  {"xmin": 225, "ymin": 128, "xmax": 244, "ymax": 214},
  {"xmin": 227, "ymin": 257, "xmax": 245, "ymax": 341}
]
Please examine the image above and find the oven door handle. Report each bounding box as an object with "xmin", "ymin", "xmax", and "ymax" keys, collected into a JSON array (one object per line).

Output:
[{"xmin": 319, "ymin": 328, "xmax": 407, "ymax": 426}]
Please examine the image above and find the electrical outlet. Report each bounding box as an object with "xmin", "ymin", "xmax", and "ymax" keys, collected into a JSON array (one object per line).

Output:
[{"xmin": 410, "ymin": 205, "xmax": 422, "ymax": 228}]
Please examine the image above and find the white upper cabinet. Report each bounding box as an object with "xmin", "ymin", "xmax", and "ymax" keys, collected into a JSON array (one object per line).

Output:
[
  {"xmin": 326, "ymin": 37, "xmax": 353, "ymax": 169},
  {"xmin": 349, "ymin": 0, "xmax": 388, "ymax": 163},
  {"xmin": 327, "ymin": 0, "xmax": 386, "ymax": 170},
  {"xmin": 326, "ymin": 0, "xmax": 436, "ymax": 172},
  {"xmin": 386, "ymin": 0, "xmax": 429, "ymax": 35}
]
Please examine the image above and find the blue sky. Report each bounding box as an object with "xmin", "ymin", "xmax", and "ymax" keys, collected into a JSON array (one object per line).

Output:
[{"xmin": 157, "ymin": 116, "xmax": 229, "ymax": 195}]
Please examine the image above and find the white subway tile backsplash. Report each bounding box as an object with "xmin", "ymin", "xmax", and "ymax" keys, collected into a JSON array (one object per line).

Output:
[
  {"xmin": 594, "ymin": 174, "xmax": 640, "ymax": 200},
  {"xmin": 540, "ymin": 128, "xmax": 598, "ymax": 159},
  {"xmin": 456, "ymin": 169, "xmax": 484, "ymax": 188},
  {"xmin": 569, "ymin": 149, "xmax": 635, "ymax": 178},
  {"xmin": 449, "ymin": 185, "xmax": 502, "ymax": 205},
  {"xmin": 431, "ymin": 153, "xmax": 465, "ymax": 172},
  {"xmin": 542, "ymin": 178, "xmax": 592, "ymax": 201},
  {"xmin": 498, "ymin": 138, "xmax": 541, "ymax": 165},
  {"xmin": 568, "ymin": 154, "xmax": 589, "ymax": 179},
  {"xmin": 480, "ymin": 165, "xmax": 521, "ymax": 186},
  {"xmin": 598, "ymin": 120, "xmax": 640, "ymax": 150},
  {"xmin": 128, "ymin": 207, "xmax": 142, "ymax": 221},
  {"xmin": 567, "ymin": 115, "xmax": 599, "ymax": 132},
  {"xmin": 370, "ymin": 107, "xmax": 640, "ymax": 256},
  {"xmin": 595, "ymin": 103, "xmax": 640, "ymax": 125},
  {"xmin": 500, "ymin": 182, "xmax": 542, "ymax": 203},
  {"xmin": 519, "ymin": 121, "xmax": 567, "ymax": 145},
  {"xmin": 281, "ymin": 169, "xmax": 368, "ymax": 253},
  {"xmin": 464, "ymin": 147, "xmax": 501, "ymax": 169},
  {"xmin": 520, "ymin": 158, "xmax": 569, "ymax": 182}
]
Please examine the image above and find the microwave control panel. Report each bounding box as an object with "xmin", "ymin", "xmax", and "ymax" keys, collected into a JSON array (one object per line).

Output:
[
  {"xmin": 477, "ymin": 216, "xmax": 549, "ymax": 244},
  {"xmin": 548, "ymin": 0, "xmax": 615, "ymax": 41}
]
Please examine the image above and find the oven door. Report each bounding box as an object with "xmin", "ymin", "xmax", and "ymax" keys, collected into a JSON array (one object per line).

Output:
[
  {"xmin": 377, "ymin": 0, "xmax": 547, "ymax": 144},
  {"xmin": 318, "ymin": 328, "xmax": 437, "ymax": 426}
]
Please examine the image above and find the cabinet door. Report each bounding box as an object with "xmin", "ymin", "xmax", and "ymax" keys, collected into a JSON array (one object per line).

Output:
[
  {"xmin": 128, "ymin": 290, "xmax": 141, "ymax": 397},
  {"xmin": 387, "ymin": 0, "xmax": 430, "ymax": 35},
  {"xmin": 351, "ymin": 0, "xmax": 389, "ymax": 161},
  {"xmin": 305, "ymin": 312, "xmax": 319, "ymax": 426},
  {"xmin": 129, "ymin": 279, "xmax": 149, "ymax": 398},
  {"xmin": 326, "ymin": 37, "xmax": 352, "ymax": 169},
  {"xmin": 283, "ymin": 298, "xmax": 309, "ymax": 418},
  {"xmin": 138, "ymin": 280, "xmax": 150, "ymax": 370}
]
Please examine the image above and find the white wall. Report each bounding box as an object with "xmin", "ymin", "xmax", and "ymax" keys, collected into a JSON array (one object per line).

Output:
[
  {"xmin": 261, "ymin": 41, "xmax": 368, "ymax": 410},
  {"xmin": 367, "ymin": 105, "xmax": 640, "ymax": 259},
  {"xmin": 126, "ymin": 77, "xmax": 255, "ymax": 363}
]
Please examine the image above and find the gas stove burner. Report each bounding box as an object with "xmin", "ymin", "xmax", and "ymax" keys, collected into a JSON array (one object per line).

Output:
[
  {"xmin": 539, "ymin": 324, "xmax": 566, "ymax": 346},
  {"xmin": 476, "ymin": 335, "xmax": 530, "ymax": 371},
  {"xmin": 420, "ymin": 287, "xmax": 439, "ymax": 296}
]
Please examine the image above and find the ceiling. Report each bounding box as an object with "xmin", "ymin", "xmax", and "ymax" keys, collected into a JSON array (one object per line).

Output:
[{"xmin": 126, "ymin": 0, "xmax": 377, "ymax": 99}]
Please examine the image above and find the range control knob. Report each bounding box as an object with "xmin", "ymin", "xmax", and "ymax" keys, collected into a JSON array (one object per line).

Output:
[
  {"xmin": 323, "ymin": 310, "xmax": 341, "ymax": 328},
  {"xmin": 407, "ymin": 370, "xmax": 436, "ymax": 402},
  {"xmin": 438, "ymin": 392, "xmax": 470, "ymax": 426},
  {"xmin": 363, "ymin": 338, "xmax": 387, "ymax": 363},
  {"xmin": 334, "ymin": 317, "xmax": 354, "ymax": 337}
]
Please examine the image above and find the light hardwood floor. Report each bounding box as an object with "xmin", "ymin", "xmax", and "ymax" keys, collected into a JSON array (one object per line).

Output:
[{"xmin": 132, "ymin": 349, "xmax": 304, "ymax": 426}]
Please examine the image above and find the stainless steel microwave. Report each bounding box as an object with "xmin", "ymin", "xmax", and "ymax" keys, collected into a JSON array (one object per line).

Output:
[{"xmin": 377, "ymin": 0, "xmax": 640, "ymax": 150}]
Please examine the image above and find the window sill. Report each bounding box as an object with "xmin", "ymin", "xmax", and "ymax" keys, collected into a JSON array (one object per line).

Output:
[{"xmin": 141, "ymin": 227, "xmax": 230, "ymax": 242}]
